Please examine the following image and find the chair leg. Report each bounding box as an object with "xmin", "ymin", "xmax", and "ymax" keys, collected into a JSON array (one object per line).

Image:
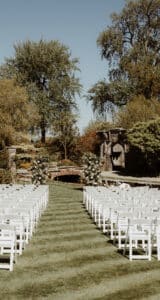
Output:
[
  {"xmin": 10, "ymin": 245, "xmax": 14, "ymax": 272},
  {"xmin": 129, "ymin": 238, "xmax": 133, "ymax": 261}
]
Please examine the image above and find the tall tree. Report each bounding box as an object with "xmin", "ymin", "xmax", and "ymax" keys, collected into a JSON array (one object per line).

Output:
[
  {"xmin": 115, "ymin": 95, "xmax": 160, "ymax": 129},
  {"xmin": 87, "ymin": 81, "xmax": 116, "ymax": 120},
  {"xmin": 0, "ymin": 79, "xmax": 38, "ymax": 146},
  {"xmin": 88, "ymin": 0, "xmax": 160, "ymax": 114},
  {"xmin": 0, "ymin": 39, "xmax": 81, "ymax": 143},
  {"xmin": 53, "ymin": 112, "xmax": 79, "ymax": 160}
]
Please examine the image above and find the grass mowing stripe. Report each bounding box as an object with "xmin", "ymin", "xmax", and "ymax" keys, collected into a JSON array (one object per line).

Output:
[
  {"xmin": 35, "ymin": 226, "xmax": 99, "ymax": 234},
  {"xmin": 48, "ymin": 215, "xmax": 91, "ymax": 222},
  {"xmin": 23, "ymin": 239, "xmax": 109, "ymax": 254},
  {"xmin": 37, "ymin": 223, "xmax": 96, "ymax": 233},
  {"xmin": 0, "ymin": 259, "xmax": 137, "ymax": 297},
  {"xmin": 41, "ymin": 219, "xmax": 93, "ymax": 226},
  {"xmin": 94, "ymin": 280, "xmax": 160, "ymax": 300},
  {"xmin": 3, "ymin": 257, "xmax": 160, "ymax": 296},
  {"xmin": 44, "ymin": 268, "xmax": 160, "ymax": 300},
  {"xmin": 140, "ymin": 293, "xmax": 160, "ymax": 300},
  {"xmin": 18, "ymin": 246, "xmax": 119, "ymax": 267},
  {"xmin": 31, "ymin": 230, "xmax": 103, "ymax": 242},
  {"xmin": 10, "ymin": 265, "xmax": 160, "ymax": 299},
  {"xmin": 54, "ymin": 209, "xmax": 85, "ymax": 214}
]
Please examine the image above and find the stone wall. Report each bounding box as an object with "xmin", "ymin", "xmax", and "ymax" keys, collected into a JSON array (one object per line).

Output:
[{"xmin": 98, "ymin": 128, "xmax": 127, "ymax": 172}]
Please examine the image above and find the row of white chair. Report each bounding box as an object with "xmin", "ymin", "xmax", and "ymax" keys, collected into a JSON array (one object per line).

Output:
[
  {"xmin": 0, "ymin": 184, "xmax": 49, "ymax": 271},
  {"xmin": 83, "ymin": 185, "xmax": 160, "ymax": 261}
]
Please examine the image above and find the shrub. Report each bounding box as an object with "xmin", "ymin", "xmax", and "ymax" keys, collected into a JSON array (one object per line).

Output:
[
  {"xmin": 20, "ymin": 162, "xmax": 32, "ymax": 169},
  {"xmin": 58, "ymin": 159, "xmax": 77, "ymax": 167},
  {"xmin": 127, "ymin": 118, "xmax": 160, "ymax": 175},
  {"xmin": 0, "ymin": 169, "xmax": 12, "ymax": 184}
]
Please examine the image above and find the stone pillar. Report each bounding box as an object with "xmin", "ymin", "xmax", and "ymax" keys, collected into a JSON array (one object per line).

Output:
[
  {"xmin": 98, "ymin": 128, "xmax": 127, "ymax": 172},
  {"xmin": 100, "ymin": 140, "xmax": 112, "ymax": 171},
  {"xmin": 7, "ymin": 147, "xmax": 17, "ymax": 182}
]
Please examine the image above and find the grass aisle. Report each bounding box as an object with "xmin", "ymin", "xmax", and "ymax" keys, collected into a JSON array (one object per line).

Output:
[{"xmin": 1, "ymin": 183, "xmax": 160, "ymax": 299}]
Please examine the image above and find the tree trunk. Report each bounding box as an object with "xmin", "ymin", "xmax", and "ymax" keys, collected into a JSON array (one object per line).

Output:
[
  {"xmin": 64, "ymin": 139, "xmax": 67, "ymax": 160},
  {"xmin": 40, "ymin": 119, "xmax": 46, "ymax": 144},
  {"xmin": 41, "ymin": 127, "xmax": 46, "ymax": 144}
]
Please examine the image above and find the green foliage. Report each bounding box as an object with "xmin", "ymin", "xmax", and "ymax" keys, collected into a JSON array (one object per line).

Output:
[
  {"xmin": 82, "ymin": 152, "xmax": 101, "ymax": 185},
  {"xmin": 88, "ymin": 0, "xmax": 160, "ymax": 116},
  {"xmin": 0, "ymin": 79, "xmax": 37, "ymax": 146},
  {"xmin": 76, "ymin": 120, "xmax": 113, "ymax": 158},
  {"xmin": 115, "ymin": 95, "xmax": 160, "ymax": 129},
  {"xmin": 127, "ymin": 119, "xmax": 160, "ymax": 154},
  {"xmin": 127, "ymin": 118, "xmax": 160, "ymax": 175},
  {"xmin": 31, "ymin": 157, "xmax": 49, "ymax": 185},
  {"xmin": 57, "ymin": 159, "xmax": 77, "ymax": 167},
  {"xmin": 87, "ymin": 80, "xmax": 116, "ymax": 119},
  {"xmin": 84, "ymin": 120, "xmax": 113, "ymax": 134},
  {"xmin": 0, "ymin": 39, "xmax": 81, "ymax": 143},
  {"xmin": 52, "ymin": 112, "xmax": 80, "ymax": 160}
]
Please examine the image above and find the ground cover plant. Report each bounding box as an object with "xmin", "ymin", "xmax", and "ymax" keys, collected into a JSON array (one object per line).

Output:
[{"xmin": 1, "ymin": 182, "xmax": 160, "ymax": 299}]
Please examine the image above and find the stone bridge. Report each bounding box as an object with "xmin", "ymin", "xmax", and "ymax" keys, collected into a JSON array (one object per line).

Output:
[{"xmin": 49, "ymin": 166, "xmax": 83, "ymax": 180}]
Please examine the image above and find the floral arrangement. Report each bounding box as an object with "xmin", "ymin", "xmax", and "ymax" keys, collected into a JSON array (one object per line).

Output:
[
  {"xmin": 82, "ymin": 152, "xmax": 101, "ymax": 185},
  {"xmin": 31, "ymin": 157, "xmax": 48, "ymax": 185}
]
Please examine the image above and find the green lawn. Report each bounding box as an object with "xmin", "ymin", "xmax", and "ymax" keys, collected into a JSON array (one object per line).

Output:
[{"xmin": 1, "ymin": 182, "xmax": 160, "ymax": 299}]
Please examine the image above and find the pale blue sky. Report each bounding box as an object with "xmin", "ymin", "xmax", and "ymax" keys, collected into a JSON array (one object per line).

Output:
[{"xmin": 0, "ymin": 0, "xmax": 126, "ymax": 133}]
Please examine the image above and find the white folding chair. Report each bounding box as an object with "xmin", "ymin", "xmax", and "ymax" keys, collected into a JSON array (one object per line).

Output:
[
  {"xmin": 114, "ymin": 212, "xmax": 133, "ymax": 249},
  {"xmin": 2, "ymin": 216, "xmax": 25, "ymax": 255},
  {"xmin": 0, "ymin": 224, "xmax": 16, "ymax": 271},
  {"xmin": 124, "ymin": 219, "xmax": 152, "ymax": 261}
]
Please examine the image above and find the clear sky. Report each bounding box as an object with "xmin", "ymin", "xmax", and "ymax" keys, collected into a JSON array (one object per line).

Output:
[{"xmin": 0, "ymin": 0, "xmax": 126, "ymax": 133}]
